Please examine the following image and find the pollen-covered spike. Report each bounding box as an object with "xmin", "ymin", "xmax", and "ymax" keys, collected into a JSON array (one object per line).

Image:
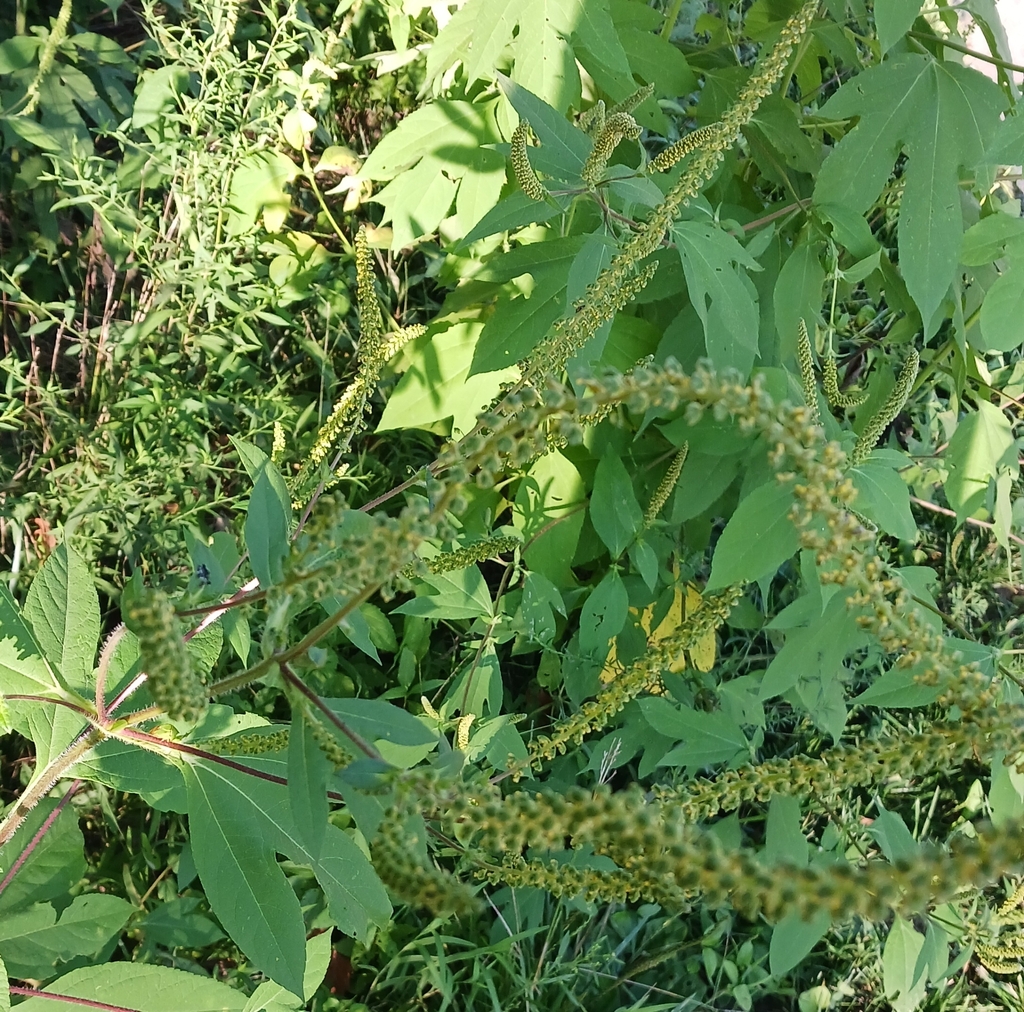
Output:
[
  {"xmin": 648, "ymin": 124, "xmax": 719, "ymax": 173},
  {"xmin": 128, "ymin": 590, "xmax": 208, "ymax": 725},
  {"xmin": 795, "ymin": 319, "xmax": 821, "ymax": 427},
  {"xmin": 582, "ymin": 112, "xmax": 642, "ymax": 187},
  {"xmin": 355, "ymin": 226, "xmax": 385, "ymax": 356},
  {"xmin": 579, "ymin": 99, "xmax": 606, "ymax": 136},
  {"xmin": 823, "ymin": 353, "xmax": 867, "ymax": 409},
  {"xmin": 851, "ymin": 349, "xmax": 918, "ymax": 464},
  {"xmin": 511, "ymin": 121, "xmax": 546, "ymax": 201},
  {"xmin": 608, "ymin": 82, "xmax": 655, "ymax": 118},
  {"xmin": 644, "ymin": 443, "xmax": 688, "ymax": 527}
]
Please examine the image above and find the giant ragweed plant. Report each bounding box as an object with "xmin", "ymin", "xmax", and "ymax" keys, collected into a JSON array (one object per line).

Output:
[{"xmin": 4, "ymin": 0, "xmax": 1024, "ymax": 1010}]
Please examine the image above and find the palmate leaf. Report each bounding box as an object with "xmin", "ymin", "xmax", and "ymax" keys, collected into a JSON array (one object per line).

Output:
[
  {"xmin": 814, "ymin": 54, "xmax": 1006, "ymax": 336},
  {"xmin": 427, "ymin": 0, "xmax": 590, "ymax": 112}
]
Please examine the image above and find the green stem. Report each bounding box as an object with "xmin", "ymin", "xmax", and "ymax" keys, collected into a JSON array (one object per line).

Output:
[
  {"xmin": 660, "ymin": 0, "xmax": 685, "ymax": 40},
  {"xmin": 907, "ymin": 30, "xmax": 1024, "ymax": 74},
  {"xmin": 0, "ymin": 729, "xmax": 102, "ymax": 847},
  {"xmin": 302, "ymin": 150, "xmax": 354, "ymax": 254}
]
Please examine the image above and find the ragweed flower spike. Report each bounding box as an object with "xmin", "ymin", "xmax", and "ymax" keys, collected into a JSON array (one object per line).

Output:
[
  {"xmin": 579, "ymin": 99, "xmax": 606, "ymax": 137},
  {"xmin": 128, "ymin": 590, "xmax": 208, "ymax": 724},
  {"xmin": 851, "ymin": 349, "xmax": 919, "ymax": 465},
  {"xmin": 582, "ymin": 112, "xmax": 643, "ymax": 188},
  {"xmin": 355, "ymin": 226, "xmax": 385, "ymax": 354},
  {"xmin": 511, "ymin": 121, "xmax": 546, "ymax": 201},
  {"xmin": 608, "ymin": 82, "xmax": 656, "ymax": 118},
  {"xmin": 823, "ymin": 352, "xmax": 867, "ymax": 409},
  {"xmin": 649, "ymin": 124, "xmax": 720, "ymax": 174},
  {"xmin": 644, "ymin": 443, "xmax": 688, "ymax": 528},
  {"xmin": 795, "ymin": 319, "xmax": 820, "ymax": 427}
]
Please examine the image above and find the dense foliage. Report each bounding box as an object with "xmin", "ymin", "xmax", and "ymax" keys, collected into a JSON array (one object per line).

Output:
[{"xmin": 4, "ymin": 0, "xmax": 1024, "ymax": 1010}]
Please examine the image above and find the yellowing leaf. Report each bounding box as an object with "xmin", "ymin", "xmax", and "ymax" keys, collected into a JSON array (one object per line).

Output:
[{"xmin": 685, "ymin": 584, "xmax": 717, "ymax": 673}]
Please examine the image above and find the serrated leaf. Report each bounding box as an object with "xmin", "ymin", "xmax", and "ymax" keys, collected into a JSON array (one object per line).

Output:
[
  {"xmin": 853, "ymin": 667, "xmax": 941, "ymax": 708},
  {"xmin": 814, "ymin": 55, "xmax": 1006, "ymax": 335},
  {"xmin": 707, "ymin": 480, "xmax": 799, "ymax": 590},
  {"xmin": 0, "ymin": 799, "xmax": 86, "ymax": 917},
  {"xmin": 774, "ymin": 239, "xmax": 824, "ymax": 359},
  {"xmin": 579, "ymin": 570, "xmax": 629, "ymax": 657},
  {"xmin": 497, "ymin": 74, "xmax": 591, "ymax": 173},
  {"xmin": 23, "ymin": 544, "xmax": 99, "ymax": 692},
  {"xmin": 0, "ymin": 585, "xmax": 64, "ymax": 697},
  {"xmin": 359, "ymin": 102, "xmax": 501, "ymax": 181},
  {"xmin": 960, "ymin": 213, "xmax": 1024, "ymax": 265},
  {"xmin": 883, "ymin": 917, "xmax": 928, "ymax": 1012},
  {"xmin": 430, "ymin": 3, "xmax": 585, "ymax": 111},
  {"xmin": 457, "ymin": 190, "xmax": 568, "ymax": 247}
]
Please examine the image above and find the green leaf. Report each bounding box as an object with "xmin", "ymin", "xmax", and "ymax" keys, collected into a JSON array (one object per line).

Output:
[
  {"xmin": 707, "ymin": 480, "xmax": 799, "ymax": 590},
  {"xmin": 944, "ymin": 400, "xmax": 1016, "ymax": 521},
  {"xmin": 359, "ymin": 102, "xmax": 500, "ymax": 181},
  {"xmin": 990, "ymin": 750, "xmax": 1024, "ymax": 829},
  {"xmin": 875, "ymin": 0, "xmax": 924, "ymax": 52},
  {"xmin": 590, "ymin": 452, "xmax": 643, "ymax": 557},
  {"xmin": 288, "ymin": 709, "xmax": 329, "ymax": 858},
  {"xmin": 814, "ymin": 55, "xmax": 1006, "ymax": 335},
  {"xmin": 960, "ymin": 213, "xmax": 1024, "ymax": 265},
  {"xmin": 853, "ymin": 667, "xmax": 941, "ymax": 708},
  {"xmin": 246, "ymin": 469, "xmax": 290, "ymax": 589},
  {"xmin": 457, "ymin": 190, "xmax": 568, "ymax": 247},
  {"xmin": 513, "ymin": 449, "xmax": 586, "ymax": 587},
  {"xmin": 773, "ymin": 239, "xmax": 824, "ymax": 360},
  {"xmin": 186, "ymin": 759, "xmax": 391, "ymax": 943},
  {"xmin": 303, "ymin": 930, "xmax": 334, "ymax": 1002},
  {"xmin": 765, "ymin": 795, "xmax": 809, "ymax": 867},
  {"xmin": 0, "ymin": 954, "xmax": 8, "ymax": 1012},
  {"xmin": 0, "ymin": 585, "xmax": 64, "ymax": 696},
  {"xmin": 849, "ymin": 458, "xmax": 917, "ymax": 541},
  {"xmin": 770, "ymin": 910, "xmax": 831, "ymax": 977},
  {"xmin": 638, "ymin": 697, "xmax": 747, "ymax": 768},
  {"xmin": 321, "ymin": 698, "xmax": 437, "ymax": 752},
  {"xmin": 579, "ymin": 569, "xmax": 628, "ymax": 656},
  {"xmin": 497, "ymin": 74, "xmax": 591, "ymax": 173},
  {"xmin": 393, "ymin": 564, "xmax": 494, "ymax": 620},
  {"xmin": 672, "ymin": 221, "xmax": 761, "ymax": 375},
  {"xmin": 23, "ymin": 544, "xmax": 99, "ymax": 692},
  {"xmin": 980, "ymin": 262, "xmax": 1024, "ymax": 353},
  {"xmin": 184, "ymin": 763, "xmax": 307, "ymax": 995},
  {"xmin": 883, "ymin": 917, "xmax": 928, "ymax": 1012},
  {"xmin": 140, "ymin": 897, "xmax": 225, "ymax": 949},
  {"xmin": 12, "ymin": 964, "xmax": 248, "ymax": 1012},
  {"xmin": 377, "ymin": 321, "xmax": 517, "ymax": 436},
  {"xmin": 759, "ymin": 591, "xmax": 866, "ymax": 701},
  {"xmin": 520, "ymin": 571, "xmax": 565, "ymax": 645},
  {"xmin": 0, "ymin": 799, "xmax": 86, "ymax": 916},
  {"xmin": 225, "ymin": 150, "xmax": 300, "ymax": 235},
  {"xmin": 241, "ymin": 981, "xmax": 302, "ymax": 1012},
  {"xmin": 868, "ymin": 804, "xmax": 919, "ymax": 862},
  {"xmin": 0, "ymin": 894, "xmax": 133, "ymax": 980},
  {"xmin": 670, "ymin": 452, "xmax": 741, "ymax": 523}
]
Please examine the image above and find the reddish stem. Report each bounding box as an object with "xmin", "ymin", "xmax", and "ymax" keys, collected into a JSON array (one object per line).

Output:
[
  {"xmin": 9, "ymin": 986, "xmax": 144, "ymax": 1011},
  {"xmin": 0, "ymin": 779, "xmax": 81, "ymax": 900}
]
